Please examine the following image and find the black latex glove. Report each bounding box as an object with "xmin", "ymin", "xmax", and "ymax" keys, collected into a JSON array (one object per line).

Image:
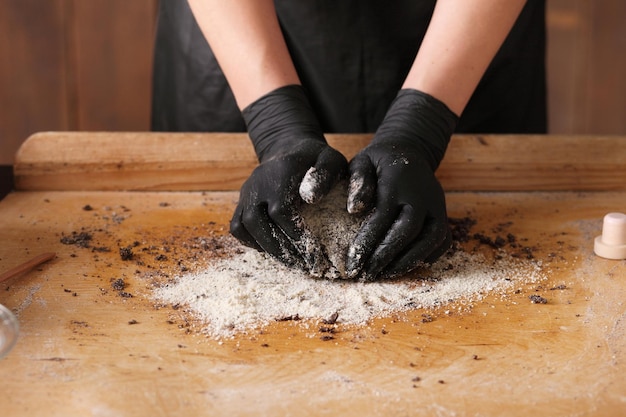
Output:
[
  {"xmin": 230, "ymin": 85, "xmax": 348, "ymax": 276},
  {"xmin": 346, "ymin": 89, "xmax": 459, "ymax": 281}
]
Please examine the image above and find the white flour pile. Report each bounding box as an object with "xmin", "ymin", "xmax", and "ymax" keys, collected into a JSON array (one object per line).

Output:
[{"xmin": 153, "ymin": 184, "xmax": 546, "ymax": 338}]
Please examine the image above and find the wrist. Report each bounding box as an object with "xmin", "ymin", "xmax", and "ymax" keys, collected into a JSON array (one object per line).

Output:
[
  {"xmin": 242, "ymin": 85, "xmax": 325, "ymax": 161},
  {"xmin": 374, "ymin": 89, "xmax": 458, "ymax": 170}
]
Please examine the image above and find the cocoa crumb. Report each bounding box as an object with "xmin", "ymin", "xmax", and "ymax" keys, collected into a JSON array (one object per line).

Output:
[
  {"xmin": 320, "ymin": 335, "xmax": 335, "ymax": 341},
  {"xmin": 111, "ymin": 278, "xmax": 126, "ymax": 291},
  {"xmin": 119, "ymin": 246, "xmax": 134, "ymax": 261},
  {"xmin": 529, "ymin": 294, "xmax": 547, "ymax": 304},
  {"xmin": 473, "ymin": 233, "xmax": 503, "ymax": 249},
  {"xmin": 276, "ymin": 314, "xmax": 300, "ymax": 322},
  {"xmin": 412, "ymin": 376, "xmax": 421, "ymax": 382},
  {"xmin": 118, "ymin": 291, "xmax": 133, "ymax": 298},
  {"xmin": 82, "ymin": 204, "xmax": 94, "ymax": 211},
  {"xmin": 322, "ymin": 312, "xmax": 339, "ymax": 325},
  {"xmin": 319, "ymin": 326, "xmax": 336, "ymax": 334},
  {"xmin": 91, "ymin": 246, "xmax": 110, "ymax": 253},
  {"xmin": 421, "ymin": 314, "xmax": 434, "ymax": 323},
  {"xmin": 550, "ymin": 284, "xmax": 567, "ymax": 290},
  {"xmin": 128, "ymin": 319, "xmax": 138, "ymax": 325},
  {"xmin": 60, "ymin": 231, "xmax": 93, "ymax": 248},
  {"xmin": 448, "ymin": 216, "xmax": 476, "ymax": 243}
]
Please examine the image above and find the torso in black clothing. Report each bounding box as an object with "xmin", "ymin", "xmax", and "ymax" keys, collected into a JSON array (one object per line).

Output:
[{"xmin": 151, "ymin": 0, "xmax": 546, "ymax": 134}]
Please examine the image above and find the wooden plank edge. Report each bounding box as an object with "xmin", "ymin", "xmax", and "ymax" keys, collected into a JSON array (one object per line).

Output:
[{"xmin": 13, "ymin": 132, "xmax": 626, "ymax": 192}]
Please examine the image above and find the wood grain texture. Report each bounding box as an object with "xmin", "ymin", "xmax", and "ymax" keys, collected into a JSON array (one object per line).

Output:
[
  {"xmin": 13, "ymin": 132, "xmax": 626, "ymax": 192},
  {"xmin": 71, "ymin": 0, "xmax": 157, "ymax": 130},
  {"xmin": 546, "ymin": 0, "xmax": 626, "ymax": 134},
  {"xmin": 0, "ymin": 0, "xmax": 158, "ymax": 165},
  {"xmin": 0, "ymin": 190, "xmax": 624, "ymax": 416},
  {"xmin": 0, "ymin": 0, "xmax": 70, "ymax": 164}
]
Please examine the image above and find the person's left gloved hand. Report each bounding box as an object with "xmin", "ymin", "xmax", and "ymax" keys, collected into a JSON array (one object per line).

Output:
[{"xmin": 346, "ymin": 89, "xmax": 459, "ymax": 281}]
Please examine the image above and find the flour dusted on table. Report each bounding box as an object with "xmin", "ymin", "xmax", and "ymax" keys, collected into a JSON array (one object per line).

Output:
[
  {"xmin": 153, "ymin": 244, "xmax": 545, "ymax": 338},
  {"xmin": 152, "ymin": 182, "xmax": 547, "ymax": 339}
]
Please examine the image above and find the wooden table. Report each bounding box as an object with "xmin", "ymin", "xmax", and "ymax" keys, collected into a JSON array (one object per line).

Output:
[{"xmin": 0, "ymin": 133, "xmax": 625, "ymax": 416}]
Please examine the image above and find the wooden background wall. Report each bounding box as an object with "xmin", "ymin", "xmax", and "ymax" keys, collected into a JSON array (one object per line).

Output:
[{"xmin": 1, "ymin": 0, "xmax": 625, "ymax": 165}]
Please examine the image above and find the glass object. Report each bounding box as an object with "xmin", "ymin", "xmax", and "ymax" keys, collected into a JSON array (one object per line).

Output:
[{"xmin": 0, "ymin": 303, "xmax": 19, "ymax": 359}]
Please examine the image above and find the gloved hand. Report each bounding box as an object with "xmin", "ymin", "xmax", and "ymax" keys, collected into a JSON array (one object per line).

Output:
[
  {"xmin": 346, "ymin": 89, "xmax": 459, "ymax": 281},
  {"xmin": 230, "ymin": 85, "xmax": 348, "ymax": 276}
]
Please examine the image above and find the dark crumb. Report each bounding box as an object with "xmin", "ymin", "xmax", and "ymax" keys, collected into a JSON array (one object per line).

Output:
[
  {"xmin": 177, "ymin": 344, "xmax": 186, "ymax": 348},
  {"xmin": 550, "ymin": 284, "xmax": 568, "ymax": 290},
  {"xmin": 448, "ymin": 216, "xmax": 476, "ymax": 243},
  {"xmin": 322, "ymin": 312, "xmax": 339, "ymax": 325},
  {"xmin": 118, "ymin": 291, "xmax": 133, "ymax": 298},
  {"xmin": 159, "ymin": 202, "xmax": 170, "ymax": 207},
  {"xmin": 276, "ymin": 314, "xmax": 300, "ymax": 322},
  {"xmin": 409, "ymin": 362, "xmax": 417, "ymax": 367},
  {"xmin": 128, "ymin": 319, "xmax": 138, "ymax": 325},
  {"xmin": 119, "ymin": 246, "xmax": 134, "ymax": 261},
  {"xmin": 494, "ymin": 236, "xmax": 507, "ymax": 248},
  {"xmin": 261, "ymin": 343, "xmax": 270, "ymax": 348},
  {"xmin": 381, "ymin": 328, "xmax": 388, "ymax": 335},
  {"xmin": 91, "ymin": 246, "xmax": 110, "ymax": 253},
  {"xmin": 319, "ymin": 326, "xmax": 336, "ymax": 334},
  {"xmin": 320, "ymin": 335, "xmax": 335, "ymax": 341},
  {"xmin": 155, "ymin": 254, "xmax": 168, "ymax": 261},
  {"xmin": 82, "ymin": 204, "xmax": 94, "ymax": 211},
  {"xmin": 529, "ymin": 294, "xmax": 548, "ymax": 304},
  {"xmin": 60, "ymin": 231, "xmax": 93, "ymax": 248},
  {"xmin": 473, "ymin": 233, "xmax": 504, "ymax": 249},
  {"xmin": 111, "ymin": 278, "xmax": 126, "ymax": 291},
  {"xmin": 64, "ymin": 288, "xmax": 73, "ymax": 293},
  {"xmin": 522, "ymin": 246, "xmax": 535, "ymax": 259},
  {"xmin": 472, "ymin": 355, "xmax": 480, "ymax": 360},
  {"xmin": 421, "ymin": 314, "xmax": 434, "ymax": 323},
  {"xmin": 411, "ymin": 376, "xmax": 422, "ymax": 382},
  {"xmin": 438, "ymin": 380, "xmax": 445, "ymax": 384}
]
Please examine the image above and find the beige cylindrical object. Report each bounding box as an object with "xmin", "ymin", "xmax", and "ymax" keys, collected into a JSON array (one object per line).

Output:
[{"xmin": 594, "ymin": 212, "xmax": 626, "ymax": 260}]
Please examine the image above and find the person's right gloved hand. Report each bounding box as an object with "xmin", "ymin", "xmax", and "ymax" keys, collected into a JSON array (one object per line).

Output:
[{"xmin": 230, "ymin": 85, "xmax": 348, "ymax": 277}]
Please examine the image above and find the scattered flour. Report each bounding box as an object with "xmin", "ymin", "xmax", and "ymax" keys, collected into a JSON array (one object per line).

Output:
[
  {"xmin": 153, "ymin": 247, "xmax": 544, "ymax": 338},
  {"xmin": 152, "ymin": 183, "xmax": 547, "ymax": 339}
]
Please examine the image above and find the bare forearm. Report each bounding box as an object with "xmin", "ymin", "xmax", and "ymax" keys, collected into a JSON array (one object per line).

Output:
[
  {"xmin": 403, "ymin": 0, "xmax": 527, "ymax": 116},
  {"xmin": 188, "ymin": 0, "xmax": 299, "ymax": 109}
]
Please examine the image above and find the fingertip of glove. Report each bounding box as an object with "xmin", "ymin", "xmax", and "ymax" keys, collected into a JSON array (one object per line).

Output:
[{"xmin": 299, "ymin": 167, "xmax": 325, "ymax": 204}]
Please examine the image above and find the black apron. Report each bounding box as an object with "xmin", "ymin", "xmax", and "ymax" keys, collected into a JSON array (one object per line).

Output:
[{"xmin": 152, "ymin": 0, "xmax": 546, "ymax": 134}]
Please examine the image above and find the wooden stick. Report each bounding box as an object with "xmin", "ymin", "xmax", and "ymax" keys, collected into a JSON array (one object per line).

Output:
[{"xmin": 0, "ymin": 253, "xmax": 56, "ymax": 284}]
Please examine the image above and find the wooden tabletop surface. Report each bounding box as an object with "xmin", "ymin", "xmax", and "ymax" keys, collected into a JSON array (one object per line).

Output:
[{"xmin": 0, "ymin": 133, "xmax": 625, "ymax": 416}]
